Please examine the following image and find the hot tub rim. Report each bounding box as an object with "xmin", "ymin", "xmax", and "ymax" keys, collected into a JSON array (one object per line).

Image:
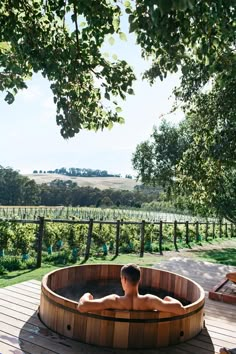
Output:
[{"xmin": 41, "ymin": 264, "xmax": 205, "ymax": 317}]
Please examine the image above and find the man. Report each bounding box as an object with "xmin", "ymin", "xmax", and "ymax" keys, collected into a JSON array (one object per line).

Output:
[{"xmin": 77, "ymin": 263, "xmax": 186, "ymax": 315}]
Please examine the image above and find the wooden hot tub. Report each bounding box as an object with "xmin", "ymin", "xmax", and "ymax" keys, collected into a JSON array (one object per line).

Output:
[{"xmin": 39, "ymin": 264, "xmax": 205, "ymax": 349}]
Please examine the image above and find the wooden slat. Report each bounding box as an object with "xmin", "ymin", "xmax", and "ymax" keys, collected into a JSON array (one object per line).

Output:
[
  {"xmin": 0, "ymin": 340, "xmax": 25, "ymax": 354},
  {"xmin": 8, "ymin": 282, "xmax": 41, "ymax": 295},
  {"xmin": 0, "ymin": 299, "xmax": 37, "ymax": 316},
  {"xmin": 0, "ymin": 288, "xmax": 39, "ymax": 304},
  {"xmin": 206, "ymin": 319, "xmax": 236, "ymax": 333}
]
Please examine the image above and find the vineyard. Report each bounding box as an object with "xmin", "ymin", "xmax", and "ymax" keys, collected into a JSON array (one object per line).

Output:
[
  {"xmin": 0, "ymin": 207, "xmax": 234, "ymax": 275},
  {"xmin": 0, "ymin": 206, "xmax": 214, "ymax": 222}
]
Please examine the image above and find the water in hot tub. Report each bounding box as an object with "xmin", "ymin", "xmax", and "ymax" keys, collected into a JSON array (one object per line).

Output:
[{"xmin": 55, "ymin": 280, "xmax": 190, "ymax": 306}]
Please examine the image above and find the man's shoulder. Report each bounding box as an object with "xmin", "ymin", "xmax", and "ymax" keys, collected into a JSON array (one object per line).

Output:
[
  {"xmin": 108, "ymin": 294, "xmax": 120, "ymax": 299},
  {"xmin": 104, "ymin": 293, "xmax": 121, "ymax": 302},
  {"xmin": 139, "ymin": 293, "xmax": 158, "ymax": 300}
]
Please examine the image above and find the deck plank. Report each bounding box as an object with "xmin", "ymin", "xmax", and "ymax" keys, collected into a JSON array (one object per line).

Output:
[
  {"xmin": 0, "ymin": 258, "xmax": 235, "ymax": 354},
  {"xmin": 0, "ymin": 340, "xmax": 25, "ymax": 354}
]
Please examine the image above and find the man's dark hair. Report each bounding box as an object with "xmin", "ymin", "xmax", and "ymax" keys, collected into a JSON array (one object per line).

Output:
[{"xmin": 121, "ymin": 264, "xmax": 141, "ymax": 285}]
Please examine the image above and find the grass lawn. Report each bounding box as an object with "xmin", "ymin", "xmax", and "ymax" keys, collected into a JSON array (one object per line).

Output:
[
  {"xmin": 192, "ymin": 247, "xmax": 236, "ymax": 266},
  {"xmin": 0, "ymin": 253, "xmax": 163, "ymax": 288}
]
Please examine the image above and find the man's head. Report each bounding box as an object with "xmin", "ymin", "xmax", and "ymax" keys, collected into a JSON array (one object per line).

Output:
[{"xmin": 120, "ymin": 263, "xmax": 141, "ymax": 286}]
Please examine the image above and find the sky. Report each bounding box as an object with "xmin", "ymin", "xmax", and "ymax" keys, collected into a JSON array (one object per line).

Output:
[{"xmin": 0, "ymin": 19, "xmax": 183, "ymax": 178}]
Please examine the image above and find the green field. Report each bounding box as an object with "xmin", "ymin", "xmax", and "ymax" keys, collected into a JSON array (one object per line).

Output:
[{"xmin": 0, "ymin": 253, "xmax": 163, "ymax": 287}]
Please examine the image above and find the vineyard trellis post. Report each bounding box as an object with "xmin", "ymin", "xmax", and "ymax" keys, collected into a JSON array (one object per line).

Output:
[
  {"xmin": 36, "ymin": 216, "xmax": 45, "ymax": 268},
  {"xmin": 195, "ymin": 221, "xmax": 199, "ymax": 242},
  {"xmin": 85, "ymin": 219, "xmax": 93, "ymax": 260},
  {"xmin": 205, "ymin": 221, "xmax": 208, "ymax": 241},
  {"xmin": 185, "ymin": 221, "xmax": 189, "ymax": 245},
  {"xmin": 159, "ymin": 220, "xmax": 163, "ymax": 255},
  {"xmin": 173, "ymin": 220, "xmax": 178, "ymax": 251},
  {"xmin": 115, "ymin": 220, "xmax": 120, "ymax": 257},
  {"xmin": 140, "ymin": 220, "xmax": 145, "ymax": 258},
  {"xmin": 225, "ymin": 223, "xmax": 228, "ymax": 238},
  {"xmin": 212, "ymin": 222, "xmax": 215, "ymax": 239}
]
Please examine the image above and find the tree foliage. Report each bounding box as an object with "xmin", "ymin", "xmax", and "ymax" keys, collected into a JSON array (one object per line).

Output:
[
  {"xmin": 133, "ymin": 73, "xmax": 236, "ymax": 222},
  {"xmin": 36, "ymin": 167, "xmax": 121, "ymax": 177},
  {"xmin": 1, "ymin": 1, "xmax": 235, "ymax": 137},
  {"xmin": 177, "ymin": 73, "xmax": 236, "ymax": 222},
  {"xmin": 132, "ymin": 0, "xmax": 236, "ymax": 102},
  {"xmin": 132, "ymin": 120, "xmax": 189, "ymax": 189},
  {"xmin": 129, "ymin": 1, "xmax": 236, "ymax": 220},
  {"xmin": 0, "ymin": 166, "xmax": 160, "ymax": 207},
  {"xmin": 0, "ymin": 0, "xmax": 135, "ymax": 137},
  {"xmin": 0, "ymin": 166, "xmax": 40, "ymax": 205}
]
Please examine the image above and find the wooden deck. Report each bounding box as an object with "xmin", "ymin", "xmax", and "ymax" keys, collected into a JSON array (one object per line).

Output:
[{"xmin": 0, "ymin": 258, "xmax": 235, "ymax": 354}]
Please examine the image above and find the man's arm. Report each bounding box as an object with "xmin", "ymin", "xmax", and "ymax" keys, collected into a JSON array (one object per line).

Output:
[
  {"xmin": 146, "ymin": 295, "xmax": 186, "ymax": 315},
  {"xmin": 162, "ymin": 296, "xmax": 186, "ymax": 314},
  {"xmin": 77, "ymin": 292, "xmax": 120, "ymax": 313}
]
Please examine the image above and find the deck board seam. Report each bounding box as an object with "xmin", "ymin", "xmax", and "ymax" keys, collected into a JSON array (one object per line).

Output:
[
  {"xmin": 0, "ymin": 338, "xmax": 30, "ymax": 354},
  {"xmin": 7, "ymin": 284, "xmax": 41, "ymax": 295},
  {"xmin": 0, "ymin": 290, "xmax": 40, "ymax": 304},
  {"xmin": 0, "ymin": 299, "xmax": 38, "ymax": 312},
  {"xmin": 0, "ymin": 288, "xmax": 41, "ymax": 301},
  {"xmin": 0, "ymin": 328, "xmax": 64, "ymax": 354}
]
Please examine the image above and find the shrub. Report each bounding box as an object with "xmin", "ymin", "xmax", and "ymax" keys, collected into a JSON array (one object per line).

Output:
[
  {"xmin": 12, "ymin": 224, "xmax": 35, "ymax": 255},
  {"xmin": 0, "ymin": 221, "xmax": 14, "ymax": 254},
  {"xmin": 0, "ymin": 255, "xmax": 35, "ymax": 272}
]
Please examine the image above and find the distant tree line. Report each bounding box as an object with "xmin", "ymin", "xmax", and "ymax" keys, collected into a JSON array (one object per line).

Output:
[
  {"xmin": 0, "ymin": 167, "xmax": 159, "ymax": 208},
  {"xmin": 33, "ymin": 167, "xmax": 123, "ymax": 178}
]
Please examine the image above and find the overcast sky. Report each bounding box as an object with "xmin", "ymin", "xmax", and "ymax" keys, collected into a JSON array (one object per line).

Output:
[{"xmin": 0, "ymin": 25, "xmax": 183, "ymax": 177}]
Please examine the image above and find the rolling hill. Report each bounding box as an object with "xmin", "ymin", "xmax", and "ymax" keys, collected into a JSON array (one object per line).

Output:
[{"xmin": 25, "ymin": 173, "xmax": 141, "ymax": 191}]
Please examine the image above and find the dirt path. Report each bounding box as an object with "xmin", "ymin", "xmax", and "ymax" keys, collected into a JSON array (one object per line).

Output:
[{"xmin": 158, "ymin": 238, "xmax": 236, "ymax": 261}]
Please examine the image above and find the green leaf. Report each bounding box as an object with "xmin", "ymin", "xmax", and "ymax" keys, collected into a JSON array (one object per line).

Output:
[
  {"xmin": 119, "ymin": 32, "xmax": 127, "ymax": 41},
  {"xmin": 112, "ymin": 18, "xmax": 119, "ymax": 32},
  {"xmin": 112, "ymin": 54, "xmax": 118, "ymax": 60},
  {"xmin": 129, "ymin": 16, "xmax": 138, "ymax": 33},
  {"xmin": 4, "ymin": 92, "xmax": 15, "ymax": 104},
  {"xmin": 108, "ymin": 36, "xmax": 115, "ymax": 45},
  {"xmin": 79, "ymin": 22, "xmax": 87, "ymax": 28},
  {"xmin": 107, "ymin": 121, "xmax": 114, "ymax": 130},
  {"xmin": 124, "ymin": 0, "xmax": 131, "ymax": 8},
  {"xmin": 105, "ymin": 92, "xmax": 110, "ymax": 100},
  {"xmin": 125, "ymin": 8, "xmax": 132, "ymax": 14},
  {"xmin": 116, "ymin": 106, "xmax": 122, "ymax": 113},
  {"xmin": 103, "ymin": 52, "xmax": 110, "ymax": 58},
  {"xmin": 0, "ymin": 42, "xmax": 11, "ymax": 51},
  {"xmin": 128, "ymin": 88, "xmax": 134, "ymax": 95},
  {"xmin": 118, "ymin": 117, "xmax": 125, "ymax": 124}
]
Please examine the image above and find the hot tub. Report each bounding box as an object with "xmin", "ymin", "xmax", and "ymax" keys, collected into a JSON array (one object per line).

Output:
[{"xmin": 39, "ymin": 264, "xmax": 205, "ymax": 349}]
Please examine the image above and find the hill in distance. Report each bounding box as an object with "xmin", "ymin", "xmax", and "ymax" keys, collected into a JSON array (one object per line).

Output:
[{"xmin": 25, "ymin": 173, "xmax": 141, "ymax": 191}]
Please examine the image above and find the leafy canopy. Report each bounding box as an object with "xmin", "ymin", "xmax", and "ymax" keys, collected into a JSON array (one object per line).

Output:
[
  {"xmin": 177, "ymin": 72, "xmax": 236, "ymax": 222},
  {"xmin": 130, "ymin": 0, "xmax": 236, "ymax": 220},
  {"xmin": 132, "ymin": 0, "xmax": 236, "ymax": 101},
  {"xmin": 0, "ymin": 0, "xmax": 135, "ymax": 138},
  {"xmin": 1, "ymin": 0, "xmax": 235, "ymax": 137},
  {"xmin": 132, "ymin": 71, "xmax": 236, "ymax": 222}
]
